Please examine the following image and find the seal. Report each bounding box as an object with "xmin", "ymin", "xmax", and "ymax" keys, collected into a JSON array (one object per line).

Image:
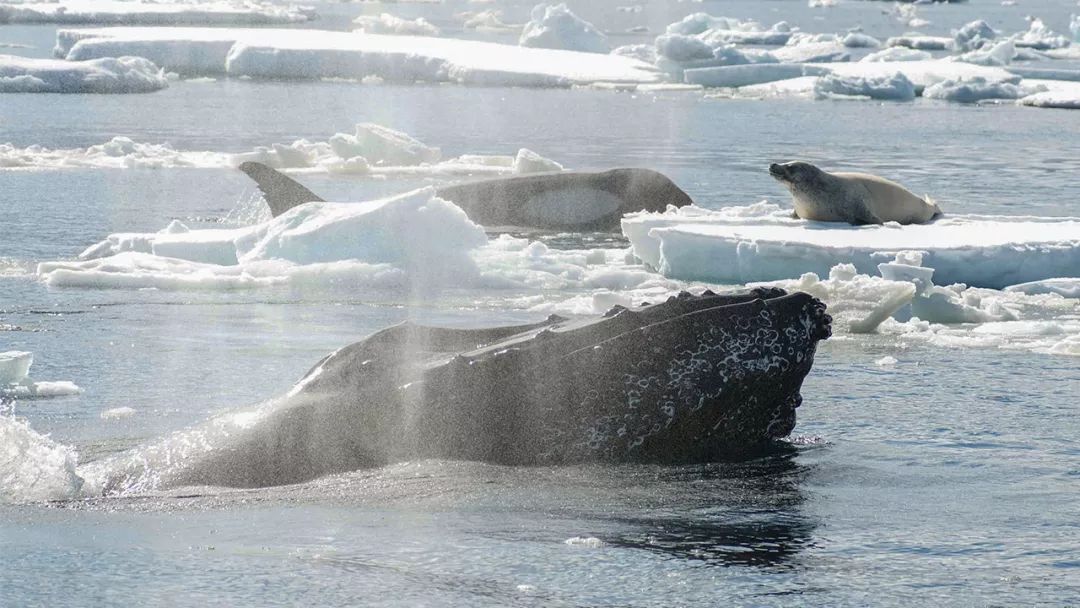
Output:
[
  {"xmin": 238, "ymin": 162, "xmax": 693, "ymax": 232},
  {"xmin": 769, "ymin": 161, "xmax": 942, "ymax": 225}
]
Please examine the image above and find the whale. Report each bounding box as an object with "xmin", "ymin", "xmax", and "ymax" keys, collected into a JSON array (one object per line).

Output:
[
  {"xmin": 238, "ymin": 161, "xmax": 693, "ymax": 232},
  {"xmin": 95, "ymin": 288, "xmax": 831, "ymax": 492}
]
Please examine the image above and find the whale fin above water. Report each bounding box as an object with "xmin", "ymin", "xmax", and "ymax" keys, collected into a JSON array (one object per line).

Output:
[
  {"xmin": 237, "ymin": 162, "xmax": 693, "ymax": 231},
  {"xmin": 238, "ymin": 161, "xmax": 324, "ymax": 217}
]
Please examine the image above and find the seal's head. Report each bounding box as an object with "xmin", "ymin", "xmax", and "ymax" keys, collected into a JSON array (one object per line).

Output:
[{"xmin": 768, "ymin": 161, "xmax": 824, "ymax": 190}]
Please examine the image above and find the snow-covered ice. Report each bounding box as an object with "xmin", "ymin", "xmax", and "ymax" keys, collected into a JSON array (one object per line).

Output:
[
  {"xmin": 56, "ymin": 27, "xmax": 660, "ymax": 86},
  {"xmin": 352, "ymin": 13, "xmax": 440, "ymax": 37},
  {"xmin": 0, "ymin": 0, "xmax": 312, "ymax": 26},
  {"xmin": 621, "ymin": 204, "xmax": 1080, "ymax": 289},
  {"xmin": 1, "ymin": 351, "xmax": 83, "ymax": 399},
  {"xmin": 1006, "ymin": 278, "xmax": 1080, "ymax": 299},
  {"xmin": 0, "ymin": 54, "xmax": 166, "ymax": 94},
  {"xmin": 923, "ymin": 76, "xmax": 1034, "ymax": 103},
  {"xmin": 0, "ymin": 351, "xmax": 33, "ymax": 386},
  {"xmin": 518, "ymin": 3, "xmax": 607, "ymax": 54},
  {"xmin": 1, "ymin": 123, "xmax": 563, "ymax": 175}
]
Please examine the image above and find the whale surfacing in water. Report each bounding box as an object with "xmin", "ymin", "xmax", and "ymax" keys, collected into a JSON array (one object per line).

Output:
[
  {"xmin": 100, "ymin": 289, "xmax": 831, "ymax": 491},
  {"xmin": 238, "ymin": 162, "xmax": 693, "ymax": 232}
]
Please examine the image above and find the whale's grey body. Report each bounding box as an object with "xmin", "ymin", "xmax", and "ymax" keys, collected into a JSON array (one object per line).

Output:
[
  {"xmin": 238, "ymin": 162, "xmax": 693, "ymax": 232},
  {"xmin": 98, "ymin": 289, "xmax": 830, "ymax": 492}
]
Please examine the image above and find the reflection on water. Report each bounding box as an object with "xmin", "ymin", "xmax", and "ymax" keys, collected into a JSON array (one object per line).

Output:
[{"xmin": 607, "ymin": 450, "xmax": 814, "ymax": 569}]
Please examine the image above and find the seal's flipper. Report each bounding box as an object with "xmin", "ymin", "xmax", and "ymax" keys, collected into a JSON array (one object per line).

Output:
[{"xmin": 238, "ymin": 162, "xmax": 324, "ymax": 217}]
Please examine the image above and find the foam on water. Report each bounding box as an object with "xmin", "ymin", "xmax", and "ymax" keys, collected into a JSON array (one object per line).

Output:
[{"xmin": 0, "ymin": 415, "xmax": 84, "ymax": 503}]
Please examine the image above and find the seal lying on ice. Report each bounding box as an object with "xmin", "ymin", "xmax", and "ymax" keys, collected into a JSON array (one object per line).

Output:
[
  {"xmin": 99, "ymin": 289, "xmax": 831, "ymax": 490},
  {"xmin": 238, "ymin": 161, "xmax": 693, "ymax": 232},
  {"xmin": 769, "ymin": 161, "xmax": 942, "ymax": 225}
]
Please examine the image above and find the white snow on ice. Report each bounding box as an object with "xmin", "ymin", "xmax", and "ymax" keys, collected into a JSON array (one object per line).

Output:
[
  {"xmin": 519, "ymin": 3, "xmax": 607, "ymax": 54},
  {"xmin": 621, "ymin": 203, "xmax": 1080, "ymax": 289},
  {"xmin": 0, "ymin": 53, "xmax": 166, "ymax": 94},
  {"xmin": 0, "ymin": 0, "xmax": 312, "ymax": 26},
  {"xmin": 55, "ymin": 26, "xmax": 660, "ymax": 86}
]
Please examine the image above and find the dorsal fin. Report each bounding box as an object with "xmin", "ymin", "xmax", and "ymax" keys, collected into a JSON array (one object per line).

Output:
[{"xmin": 238, "ymin": 162, "xmax": 324, "ymax": 217}]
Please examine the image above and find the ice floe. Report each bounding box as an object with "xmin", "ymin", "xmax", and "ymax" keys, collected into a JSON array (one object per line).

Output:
[
  {"xmin": 0, "ymin": 54, "xmax": 166, "ymax": 94},
  {"xmin": 38, "ymin": 188, "xmax": 678, "ymax": 301},
  {"xmin": 1, "ymin": 123, "xmax": 563, "ymax": 175},
  {"xmin": 1, "ymin": 351, "xmax": 83, "ymax": 399},
  {"xmin": 0, "ymin": 0, "xmax": 312, "ymax": 26},
  {"xmin": 1011, "ymin": 17, "xmax": 1071, "ymax": 50},
  {"xmin": 352, "ymin": 13, "xmax": 439, "ymax": 36},
  {"xmin": 1006, "ymin": 279, "xmax": 1080, "ymax": 299},
  {"xmin": 922, "ymin": 75, "xmax": 1036, "ymax": 102},
  {"xmin": 519, "ymin": 3, "xmax": 607, "ymax": 54},
  {"xmin": 813, "ymin": 71, "xmax": 915, "ymax": 101},
  {"xmin": 621, "ymin": 203, "xmax": 1080, "ymax": 289},
  {"xmin": 55, "ymin": 26, "xmax": 660, "ymax": 86}
]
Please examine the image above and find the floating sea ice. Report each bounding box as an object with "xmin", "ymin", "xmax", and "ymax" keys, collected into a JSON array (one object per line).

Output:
[
  {"xmin": 58, "ymin": 27, "xmax": 659, "ymax": 86},
  {"xmin": 621, "ymin": 203, "xmax": 1080, "ymax": 289},
  {"xmin": 0, "ymin": 1, "xmax": 312, "ymax": 26},
  {"xmin": 953, "ymin": 40, "xmax": 1016, "ymax": 66},
  {"xmin": 1011, "ymin": 17, "xmax": 1071, "ymax": 50},
  {"xmin": 519, "ymin": 3, "xmax": 608, "ymax": 54},
  {"xmin": 0, "ymin": 54, "xmax": 166, "ymax": 94},
  {"xmin": 878, "ymin": 252, "xmax": 1019, "ymax": 324},
  {"xmin": 0, "ymin": 352, "xmax": 33, "ymax": 385},
  {"xmin": 353, "ymin": 13, "xmax": 441, "ymax": 37},
  {"xmin": 922, "ymin": 75, "xmax": 1035, "ymax": 102},
  {"xmin": 860, "ymin": 47, "xmax": 932, "ymax": 62},
  {"xmin": 460, "ymin": 9, "xmax": 520, "ymax": 32},
  {"xmin": 953, "ymin": 20, "xmax": 998, "ymax": 51},
  {"xmin": 512, "ymin": 148, "xmax": 564, "ymax": 173},
  {"xmin": 1017, "ymin": 79, "xmax": 1080, "ymax": 109},
  {"xmin": 1, "ymin": 351, "xmax": 83, "ymax": 399},
  {"xmin": 886, "ymin": 35, "xmax": 952, "ymax": 51},
  {"xmin": 1006, "ymin": 278, "xmax": 1080, "ymax": 299},
  {"xmin": 842, "ymin": 32, "xmax": 881, "ymax": 48},
  {"xmin": 100, "ymin": 407, "xmax": 136, "ymax": 420},
  {"xmin": 327, "ymin": 123, "xmax": 441, "ymax": 167},
  {"xmin": 813, "ymin": 71, "xmax": 915, "ymax": 101},
  {"xmin": 773, "ymin": 40, "xmax": 850, "ymax": 64},
  {"xmin": 892, "ymin": 4, "xmax": 930, "ymax": 29},
  {"xmin": 756, "ymin": 264, "xmax": 916, "ymax": 333}
]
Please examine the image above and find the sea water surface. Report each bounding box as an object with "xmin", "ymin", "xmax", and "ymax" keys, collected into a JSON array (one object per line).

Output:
[{"xmin": 3, "ymin": 1, "xmax": 1080, "ymax": 606}]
